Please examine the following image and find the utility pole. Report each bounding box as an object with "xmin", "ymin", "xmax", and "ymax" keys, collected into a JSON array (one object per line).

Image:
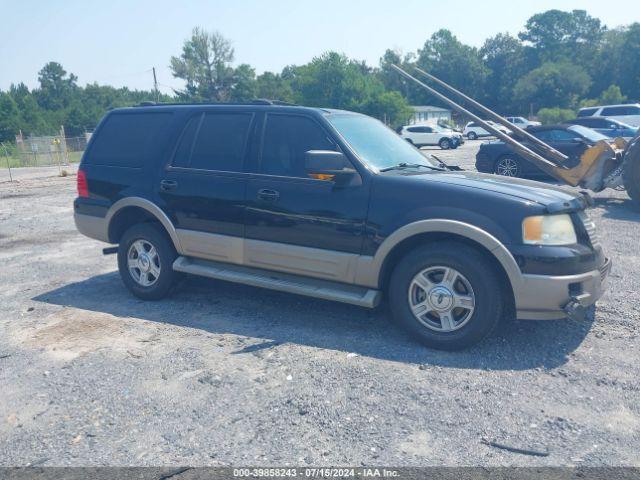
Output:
[{"xmin": 152, "ymin": 67, "xmax": 159, "ymax": 102}]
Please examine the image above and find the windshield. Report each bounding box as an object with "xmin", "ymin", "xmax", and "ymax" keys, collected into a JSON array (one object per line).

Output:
[
  {"xmin": 567, "ymin": 124, "xmax": 610, "ymax": 142},
  {"xmin": 327, "ymin": 114, "xmax": 439, "ymax": 171}
]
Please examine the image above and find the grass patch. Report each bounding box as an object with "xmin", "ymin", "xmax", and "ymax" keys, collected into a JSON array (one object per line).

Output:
[{"xmin": 0, "ymin": 151, "xmax": 83, "ymax": 169}]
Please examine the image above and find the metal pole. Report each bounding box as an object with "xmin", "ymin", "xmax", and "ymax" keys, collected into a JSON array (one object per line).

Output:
[
  {"xmin": 152, "ymin": 67, "xmax": 160, "ymax": 102},
  {"xmin": 60, "ymin": 125, "xmax": 69, "ymax": 165},
  {"xmin": 390, "ymin": 64, "xmax": 563, "ymax": 176},
  {"xmin": 1, "ymin": 143, "xmax": 13, "ymax": 182},
  {"xmin": 412, "ymin": 66, "xmax": 569, "ymax": 164}
]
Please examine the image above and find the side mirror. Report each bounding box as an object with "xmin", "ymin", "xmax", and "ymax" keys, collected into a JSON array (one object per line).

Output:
[{"xmin": 304, "ymin": 150, "xmax": 359, "ymax": 186}]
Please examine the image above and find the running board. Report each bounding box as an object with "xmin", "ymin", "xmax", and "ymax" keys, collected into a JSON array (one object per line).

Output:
[{"xmin": 172, "ymin": 256, "xmax": 382, "ymax": 308}]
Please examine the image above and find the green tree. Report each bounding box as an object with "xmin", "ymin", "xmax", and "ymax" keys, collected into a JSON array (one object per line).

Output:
[
  {"xmin": 9, "ymin": 83, "xmax": 47, "ymax": 134},
  {"xmin": 537, "ymin": 107, "xmax": 576, "ymax": 124},
  {"xmin": 599, "ymin": 85, "xmax": 627, "ymax": 105},
  {"xmin": 519, "ymin": 9, "xmax": 605, "ymax": 63},
  {"xmin": 36, "ymin": 62, "xmax": 78, "ymax": 110},
  {"xmin": 415, "ymin": 29, "xmax": 489, "ymax": 105},
  {"xmin": 229, "ymin": 64, "xmax": 257, "ymax": 102},
  {"xmin": 480, "ymin": 33, "xmax": 529, "ymax": 113},
  {"xmin": 287, "ymin": 52, "xmax": 411, "ymax": 127},
  {"xmin": 0, "ymin": 92, "xmax": 21, "ymax": 142},
  {"xmin": 617, "ymin": 23, "xmax": 640, "ymax": 101},
  {"xmin": 255, "ymin": 72, "xmax": 294, "ymax": 102},
  {"xmin": 513, "ymin": 62, "xmax": 591, "ymax": 111},
  {"xmin": 378, "ymin": 49, "xmax": 416, "ymax": 99},
  {"xmin": 170, "ymin": 27, "xmax": 236, "ymax": 101}
]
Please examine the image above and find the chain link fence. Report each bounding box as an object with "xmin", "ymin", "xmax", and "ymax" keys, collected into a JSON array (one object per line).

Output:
[{"xmin": 1, "ymin": 131, "xmax": 92, "ymax": 176}]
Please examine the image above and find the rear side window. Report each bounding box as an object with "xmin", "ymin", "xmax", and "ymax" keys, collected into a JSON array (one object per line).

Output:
[
  {"xmin": 551, "ymin": 129, "xmax": 580, "ymax": 141},
  {"xmin": 577, "ymin": 108, "xmax": 598, "ymax": 117},
  {"xmin": 601, "ymin": 106, "xmax": 640, "ymax": 116},
  {"xmin": 533, "ymin": 130, "xmax": 554, "ymax": 142},
  {"xmin": 261, "ymin": 114, "xmax": 337, "ymax": 177},
  {"xmin": 172, "ymin": 112, "xmax": 253, "ymax": 172},
  {"xmin": 172, "ymin": 115, "xmax": 200, "ymax": 168},
  {"xmin": 573, "ymin": 118, "xmax": 600, "ymax": 127},
  {"xmin": 569, "ymin": 118, "xmax": 589, "ymax": 126},
  {"xmin": 88, "ymin": 112, "xmax": 172, "ymax": 167},
  {"xmin": 407, "ymin": 126, "xmax": 432, "ymax": 133}
]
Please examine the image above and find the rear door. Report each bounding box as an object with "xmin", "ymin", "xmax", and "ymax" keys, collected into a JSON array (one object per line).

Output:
[
  {"xmin": 243, "ymin": 112, "xmax": 369, "ymax": 283},
  {"xmin": 406, "ymin": 126, "xmax": 435, "ymax": 145},
  {"xmin": 575, "ymin": 118, "xmax": 613, "ymax": 137},
  {"xmin": 157, "ymin": 109, "xmax": 256, "ymax": 263},
  {"xmin": 548, "ymin": 129, "xmax": 589, "ymax": 164}
]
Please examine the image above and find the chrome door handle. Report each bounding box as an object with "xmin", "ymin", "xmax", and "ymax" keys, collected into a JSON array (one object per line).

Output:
[
  {"xmin": 257, "ymin": 189, "xmax": 280, "ymax": 201},
  {"xmin": 160, "ymin": 180, "xmax": 178, "ymax": 191}
]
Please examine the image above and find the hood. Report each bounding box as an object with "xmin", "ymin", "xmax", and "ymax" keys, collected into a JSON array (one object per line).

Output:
[{"xmin": 412, "ymin": 170, "xmax": 589, "ymax": 212}]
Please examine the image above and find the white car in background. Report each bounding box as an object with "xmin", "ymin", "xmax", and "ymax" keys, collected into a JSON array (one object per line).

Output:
[
  {"xmin": 463, "ymin": 120, "xmax": 510, "ymax": 140},
  {"xmin": 506, "ymin": 116, "xmax": 541, "ymax": 128},
  {"xmin": 577, "ymin": 104, "xmax": 640, "ymax": 127},
  {"xmin": 399, "ymin": 123, "xmax": 463, "ymax": 150}
]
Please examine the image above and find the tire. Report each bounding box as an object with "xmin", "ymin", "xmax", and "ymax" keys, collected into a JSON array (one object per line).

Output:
[
  {"xmin": 623, "ymin": 141, "xmax": 640, "ymax": 204},
  {"xmin": 467, "ymin": 132, "xmax": 478, "ymax": 140},
  {"xmin": 439, "ymin": 138, "xmax": 451, "ymax": 150},
  {"xmin": 388, "ymin": 243, "xmax": 504, "ymax": 350},
  {"xmin": 494, "ymin": 156, "xmax": 521, "ymax": 177},
  {"xmin": 117, "ymin": 223, "xmax": 178, "ymax": 300}
]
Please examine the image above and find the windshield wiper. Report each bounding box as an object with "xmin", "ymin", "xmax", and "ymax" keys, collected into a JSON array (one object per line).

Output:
[{"xmin": 380, "ymin": 162, "xmax": 444, "ymax": 172}]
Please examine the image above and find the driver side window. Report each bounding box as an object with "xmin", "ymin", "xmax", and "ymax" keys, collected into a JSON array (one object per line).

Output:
[{"xmin": 260, "ymin": 114, "xmax": 339, "ymax": 178}]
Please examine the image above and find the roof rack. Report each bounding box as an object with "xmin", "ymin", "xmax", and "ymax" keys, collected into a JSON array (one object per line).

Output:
[{"xmin": 135, "ymin": 99, "xmax": 298, "ymax": 107}]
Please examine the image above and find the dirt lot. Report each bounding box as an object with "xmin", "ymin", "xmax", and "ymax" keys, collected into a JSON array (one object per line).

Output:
[{"xmin": 0, "ymin": 142, "xmax": 639, "ymax": 467}]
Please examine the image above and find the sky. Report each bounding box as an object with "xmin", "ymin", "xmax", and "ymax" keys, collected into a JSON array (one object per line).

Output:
[{"xmin": 1, "ymin": 0, "xmax": 638, "ymax": 93}]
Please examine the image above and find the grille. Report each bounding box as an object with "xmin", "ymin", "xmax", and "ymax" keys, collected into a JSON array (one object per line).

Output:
[{"xmin": 579, "ymin": 211, "xmax": 599, "ymax": 247}]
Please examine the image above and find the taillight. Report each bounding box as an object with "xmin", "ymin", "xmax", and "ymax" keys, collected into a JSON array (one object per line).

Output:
[{"xmin": 77, "ymin": 169, "xmax": 89, "ymax": 198}]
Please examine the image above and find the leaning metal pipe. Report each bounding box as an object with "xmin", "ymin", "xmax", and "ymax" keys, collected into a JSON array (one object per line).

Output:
[
  {"xmin": 390, "ymin": 64, "xmax": 565, "ymax": 176},
  {"xmin": 413, "ymin": 66, "xmax": 569, "ymax": 164}
]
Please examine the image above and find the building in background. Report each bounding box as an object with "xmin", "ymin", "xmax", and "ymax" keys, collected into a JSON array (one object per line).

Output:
[{"xmin": 408, "ymin": 106, "xmax": 452, "ymax": 125}]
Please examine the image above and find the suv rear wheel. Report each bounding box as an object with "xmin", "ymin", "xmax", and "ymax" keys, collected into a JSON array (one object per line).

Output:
[
  {"xmin": 117, "ymin": 223, "xmax": 178, "ymax": 300},
  {"xmin": 495, "ymin": 156, "xmax": 521, "ymax": 177},
  {"xmin": 388, "ymin": 243, "xmax": 504, "ymax": 350}
]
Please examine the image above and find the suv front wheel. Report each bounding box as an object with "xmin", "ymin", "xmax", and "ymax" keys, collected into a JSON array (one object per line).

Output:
[
  {"xmin": 388, "ymin": 243, "xmax": 504, "ymax": 350},
  {"xmin": 117, "ymin": 223, "xmax": 178, "ymax": 300}
]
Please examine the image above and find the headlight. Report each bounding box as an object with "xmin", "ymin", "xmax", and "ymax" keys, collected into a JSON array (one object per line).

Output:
[{"xmin": 522, "ymin": 214, "xmax": 577, "ymax": 245}]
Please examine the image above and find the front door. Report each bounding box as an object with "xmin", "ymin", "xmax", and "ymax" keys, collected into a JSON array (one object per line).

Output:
[
  {"xmin": 157, "ymin": 110, "xmax": 256, "ymax": 263},
  {"xmin": 244, "ymin": 113, "xmax": 370, "ymax": 283},
  {"xmin": 548, "ymin": 129, "xmax": 590, "ymax": 165}
]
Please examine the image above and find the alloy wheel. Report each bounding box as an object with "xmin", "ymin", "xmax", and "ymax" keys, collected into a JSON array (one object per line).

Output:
[
  {"xmin": 496, "ymin": 157, "xmax": 519, "ymax": 177},
  {"xmin": 127, "ymin": 239, "xmax": 161, "ymax": 287},
  {"xmin": 407, "ymin": 266, "xmax": 476, "ymax": 332}
]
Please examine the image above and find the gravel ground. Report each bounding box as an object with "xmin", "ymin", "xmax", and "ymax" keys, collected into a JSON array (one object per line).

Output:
[{"xmin": 0, "ymin": 141, "xmax": 638, "ymax": 467}]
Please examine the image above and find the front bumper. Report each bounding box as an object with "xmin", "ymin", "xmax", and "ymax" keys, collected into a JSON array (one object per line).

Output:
[{"xmin": 515, "ymin": 257, "xmax": 611, "ymax": 320}]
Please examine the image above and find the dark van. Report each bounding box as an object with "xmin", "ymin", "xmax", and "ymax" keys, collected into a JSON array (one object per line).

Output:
[{"xmin": 74, "ymin": 102, "xmax": 610, "ymax": 350}]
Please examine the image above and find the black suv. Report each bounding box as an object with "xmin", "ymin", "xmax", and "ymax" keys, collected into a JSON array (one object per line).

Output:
[{"xmin": 74, "ymin": 102, "xmax": 611, "ymax": 350}]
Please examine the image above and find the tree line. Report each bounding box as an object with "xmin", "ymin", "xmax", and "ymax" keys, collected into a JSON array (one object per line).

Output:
[{"xmin": 1, "ymin": 9, "xmax": 639, "ymax": 143}]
